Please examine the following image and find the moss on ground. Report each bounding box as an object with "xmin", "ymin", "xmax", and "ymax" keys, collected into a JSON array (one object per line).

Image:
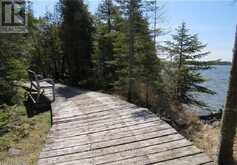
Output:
[{"xmin": 0, "ymin": 105, "xmax": 50, "ymax": 165}]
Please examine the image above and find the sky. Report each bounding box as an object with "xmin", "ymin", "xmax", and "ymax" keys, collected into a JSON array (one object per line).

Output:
[{"xmin": 32, "ymin": 0, "xmax": 237, "ymax": 61}]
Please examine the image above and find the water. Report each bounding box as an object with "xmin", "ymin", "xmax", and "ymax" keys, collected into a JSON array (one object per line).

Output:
[{"xmin": 197, "ymin": 65, "xmax": 231, "ymax": 111}]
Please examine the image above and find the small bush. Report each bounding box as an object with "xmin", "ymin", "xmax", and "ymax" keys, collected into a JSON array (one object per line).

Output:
[
  {"xmin": 0, "ymin": 58, "xmax": 28, "ymax": 105},
  {"xmin": 6, "ymin": 106, "xmax": 34, "ymax": 142}
]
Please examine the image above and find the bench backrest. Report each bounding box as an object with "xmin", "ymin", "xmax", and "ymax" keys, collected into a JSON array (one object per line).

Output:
[{"xmin": 28, "ymin": 70, "xmax": 40, "ymax": 89}]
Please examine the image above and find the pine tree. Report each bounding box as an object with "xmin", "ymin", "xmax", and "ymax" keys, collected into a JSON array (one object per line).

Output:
[
  {"xmin": 136, "ymin": 20, "xmax": 160, "ymax": 106},
  {"xmin": 163, "ymin": 22, "xmax": 215, "ymax": 106},
  {"xmin": 95, "ymin": 0, "xmax": 119, "ymax": 89},
  {"xmin": 59, "ymin": 0, "xmax": 94, "ymax": 86},
  {"xmin": 114, "ymin": 0, "xmax": 161, "ymax": 103}
]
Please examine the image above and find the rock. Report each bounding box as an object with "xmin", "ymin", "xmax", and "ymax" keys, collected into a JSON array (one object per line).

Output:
[
  {"xmin": 182, "ymin": 104, "xmax": 212, "ymax": 117},
  {"xmin": 176, "ymin": 118, "xmax": 187, "ymax": 127},
  {"xmin": 8, "ymin": 148, "xmax": 21, "ymax": 156},
  {"xmin": 182, "ymin": 104, "xmax": 223, "ymax": 122},
  {"xmin": 211, "ymin": 121, "xmax": 220, "ymax": 128}
]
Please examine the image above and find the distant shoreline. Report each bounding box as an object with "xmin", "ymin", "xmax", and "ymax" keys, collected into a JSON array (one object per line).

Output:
[
  {"xmin": 210, "ymin": 61, "xmax": 232, "ymax": 65},
  {"xmin": 179, "ymin": 60, "xmax": 232, "ymax": 66}
]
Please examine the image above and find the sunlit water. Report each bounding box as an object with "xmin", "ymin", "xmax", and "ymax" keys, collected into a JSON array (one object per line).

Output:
[{"xmin": 196, "ymin": 65, "xmax": 231, "ymax": 111}]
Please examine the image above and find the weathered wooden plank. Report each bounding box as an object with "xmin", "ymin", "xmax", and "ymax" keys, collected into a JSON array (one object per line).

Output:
[
  {"xmin": 49, "ymin": 117, "xmax": 163, "ymax": 138},
  {"xmin": 48, "ymin": 118, "xmax": 163, "ymax": 139},
  {"xmin": 52, "ymin": 98, "xmax": 135, "ymax": 112},
  {"xmin": 153, "ymin": 153, "xmax": 213, "ymax": 165},
  {"xmin": 52, "ymin": 99, "xmax": 134, "ymax": 115},
  {"xmin": 48, "ymin": 120, "xmax": 167, "ymax": 141},
  {"xmin": 53, "ymin": 104, "xmax": 135, "ymax": 120},
  {"xmin": 52, "ymin": 106, "xmax": 138, "ymax": 124},
  {"xmin": 39, "ymin": 138, "xmax": 190, "ymax": 165},
  {"xmin": 52, "ymin": 107, "xmax": 155, "ymax": 127},
  {"xmin": 50, "ymin": 146, "xmax": 200, "ymax": 165},
  {"xmin": 44, "ymin": 128, "xmax": 177, "ymax": 152},
  {"xmin": 95, "ymin": 146, "xmax": 201, "ymax": 165},
  {"xmin": 37, "ymin": 85, "xmax": 213, "ymax": 165},
  {"xmin": 53, "ymin": 103, "xmax": 140, "ymax": 120},
  {"xmin": 46, "ymin": 122, "xmax": 172, "ymax": 149},
  {"xmin": 40, "ymin": 134, "xmax": 184, "ymax": 159},
  {"xmin": 199, "ymin": 162, "xmax": 215, "ymax": 165},
  {"xmin": 93, "ymin": 140, "xmax": 192, "ymax": 165},
  {"xmin": 51, "ymin": 113, "xmax": 154, "ymax": 132}
]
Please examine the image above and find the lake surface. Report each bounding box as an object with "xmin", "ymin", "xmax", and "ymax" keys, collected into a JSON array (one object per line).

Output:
[{"xmin": 196, "ymin": 65, "xmax": 231, "ymax": 111}]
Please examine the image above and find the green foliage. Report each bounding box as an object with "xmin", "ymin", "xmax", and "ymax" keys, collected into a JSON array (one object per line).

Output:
[
  {"xmin": 59, "ymin": 0, "xmax": 94, "ymax": 86},
  {"xmin": 0, "ymin": 58, "xmax": 27, "ymax": 105},
  {"xmin": 5, "ymin": 58, "xmax": 27, "ymax": 82},
  {"xmin": 0, "ymin": 105, "xmax": 50, "ymax": 164},
  {"xmin": 0, "ymin": 6, "xmax": 34, "ymax": 106},
  {"xmin": 24, "ymin": 0, "xmax": 162, "ymax": 103},
  {"xmin": 0, "ymin": 36, "xmax": 28, "ymax": 105},
  {"xmin": 95, "ymin": 0, "xmax": 119, "ymax": 89},
  {"xmin": 30, "ymin": 12, "xmax": 63, "ymax": 80},
  {"xmin": 0, "ymin": 105, "xmax": 31, "ymax": 152},
  {"xmin": 0, "ymin": 105, "xmax": 10, "ymax": 130},
  {"xmin": 112, "ymin": 0, "xmax": 161, "ymax": 101},
  {"xmin": 163, "ymin": 23, "xmax": 215, "ymax": 106}
]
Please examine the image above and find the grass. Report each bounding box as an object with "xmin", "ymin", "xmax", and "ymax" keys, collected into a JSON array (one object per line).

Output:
[
  {"xmin": 0, "ymin": 105, "xmax": 50, "ymax": 165},
  {"xmin": 192, "ymin": 125, "xmax": 237, "ymax": 164},
  {"xmin": 191, "ymin": 124, "xmax": 219, "ymax": 159}
]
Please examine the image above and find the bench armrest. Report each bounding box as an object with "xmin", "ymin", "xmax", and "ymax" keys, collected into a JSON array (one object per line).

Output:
[
  {"xmin": 39, "ymin": 78, "xmax": 55, "ymax": 85},
  {"xmin": 36, "ymin": 74, "xmax": 44, "ymax": 80}
]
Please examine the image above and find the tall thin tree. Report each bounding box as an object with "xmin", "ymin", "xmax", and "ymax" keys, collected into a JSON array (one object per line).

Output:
[
  {"xmin": 60, "ymin": 0, "xmax": 94, "ymax": 86},
  {"xmin": 127, "ymin": 0, "xmax": 135, "ymax": 101},
  {"xmin": 96, "ymin": 0, "xmax": 117, "ymax": 89},
  {"xmin": 217, "ymin": 26, "xmax": 237, "ymax": 165}
]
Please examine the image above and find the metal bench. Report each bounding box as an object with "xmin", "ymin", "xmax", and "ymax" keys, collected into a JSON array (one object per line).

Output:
[{"xmin": 27, "ymin": 70, "xmax": 55, "ymax": 103}]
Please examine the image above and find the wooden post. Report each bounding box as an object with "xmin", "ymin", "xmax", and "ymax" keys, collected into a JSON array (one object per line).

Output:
[
  {"xmin": 50, "ymin": 106, "xmax": 53, "ymax": 126},
  {"xmin": 217, "ymin": 25, "xmax": 237, "ymax": 165}
]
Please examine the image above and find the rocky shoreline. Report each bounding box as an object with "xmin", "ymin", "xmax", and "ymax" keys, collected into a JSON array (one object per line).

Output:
[{"xmin": 183, "ymin": 104, "xmax": 222, "ymax": 123}]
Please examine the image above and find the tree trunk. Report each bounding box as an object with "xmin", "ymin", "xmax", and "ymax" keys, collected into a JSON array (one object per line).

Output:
[
  {"xmin": 153, "ymin": 0, "xmax": 157, "ymax": 47},
  {"xmin": 217, "ymin": 26, "xmax": 237, "ymax": 165},
  {"xmin": 145, "ymin": 81, "xmax": 149, "ymax": 107},
  {"xmin": 61, "ymin": 54, "xmax": 66, "ymax": 78},
  {"xmin": 107, "ymin": 0, "xmax": 112, "ymax": 33},
  {"xmin": 128, "ymin": 0, "xmax": 135, "ymax": 102}
]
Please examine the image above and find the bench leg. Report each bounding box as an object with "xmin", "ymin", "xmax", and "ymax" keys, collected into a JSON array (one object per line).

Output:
[
  {"xmin": 52, "ymin": 85, "xmax": 55, "ymax": 102},
  {"xmin": 50, "ymin": 107, "xmax": 53, "ymax": 126}
]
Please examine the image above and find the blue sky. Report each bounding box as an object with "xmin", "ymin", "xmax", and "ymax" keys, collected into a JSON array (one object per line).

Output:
[{"xmin": 32, "ymin": 0, "xmax": 237, "ymax": 61}]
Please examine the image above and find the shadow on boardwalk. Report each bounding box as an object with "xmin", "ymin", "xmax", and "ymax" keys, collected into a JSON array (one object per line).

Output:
[
  {"xmin": 131, "ymin": 109, "xmax": 156, "ymax": 121},
  {"xmin": 56, "ymin": 86, "xmax": 84, "ymax": 99}
]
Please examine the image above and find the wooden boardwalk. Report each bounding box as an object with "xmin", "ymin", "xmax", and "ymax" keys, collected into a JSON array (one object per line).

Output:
[{"xmin": 38, "ymin": 84, "xmax": 214, "ymax": 165}]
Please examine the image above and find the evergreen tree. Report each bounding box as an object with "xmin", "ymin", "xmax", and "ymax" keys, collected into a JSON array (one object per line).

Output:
[
  {"xmin": 59, "ymin": 0, "xmax": 94, "ymax": 86},
  {"xmin": 136, "ymin": 19, "xmax": 161, "ymax": 106},
  {"xmin": 114, "ymin": 0, "xmax": 161, "ymax": 103},
  {"xmin": 95, "ymin": 0, "xmax": 118, "ymax": 89},
  {"xmin": 163, "ymin": 23, "xmax": 215, "ymax": 106}
]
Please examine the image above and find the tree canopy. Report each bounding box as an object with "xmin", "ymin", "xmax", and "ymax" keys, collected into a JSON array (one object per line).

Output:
[{"xmin": 163, "ymin": 23, "xmax": 215, "ymax": 106}]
